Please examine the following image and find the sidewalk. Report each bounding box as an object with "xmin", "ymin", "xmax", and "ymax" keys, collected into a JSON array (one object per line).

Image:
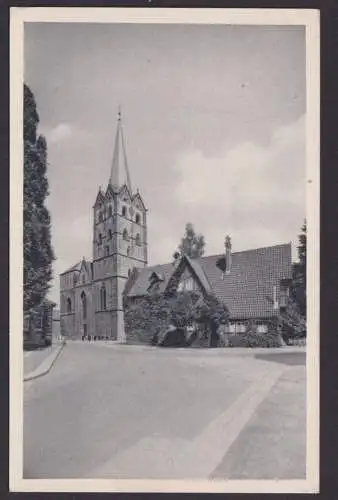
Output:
[
  {"xmin": 24, "ymin": 341, "xmax": 66, "ymax": 381},
  {"xmin": 211, "ymin": 364, "xmax": 306, "ymax": 479}
]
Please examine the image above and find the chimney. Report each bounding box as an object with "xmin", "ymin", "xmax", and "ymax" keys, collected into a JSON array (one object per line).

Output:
[
  {"xmin": 173, "ymin": 251, "xmax": 181, "ymax": 267},
  {"xmin": 225, "ymin": 235, "xmax": 232, "ymax": 274}
]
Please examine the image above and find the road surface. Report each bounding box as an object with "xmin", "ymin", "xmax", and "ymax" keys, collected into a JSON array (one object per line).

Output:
[{"xmin": 23, "ymin": 342, "xmax": 306, "ymax": 479}]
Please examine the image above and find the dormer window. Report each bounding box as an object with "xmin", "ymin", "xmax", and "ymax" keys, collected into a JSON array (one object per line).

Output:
[
  {"xmin": 147, "ymin": 272, "xmax": 164, "ymax": 293},
  {"xmin": 122, "ymin": 206, "xmax": 127, "ymax": 217}
]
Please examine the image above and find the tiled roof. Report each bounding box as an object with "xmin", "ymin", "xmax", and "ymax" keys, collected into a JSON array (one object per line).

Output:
[
  {"xmin": 127, "ymin": 243, "xmax": 292, "ymax": 320},
  {"xmin": 197, "ymin": 244, "xmax": 292, "ymax": 319}
]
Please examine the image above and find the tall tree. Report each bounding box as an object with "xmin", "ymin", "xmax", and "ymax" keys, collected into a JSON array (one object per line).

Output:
[
  {"xmin": 24, "ymin": 84, "xmax": 55, "ymax": 313},
  {"xmin": 174, "ymin": 222, "xmax": 206, "ymax": 260},
  {"xmin": 292, "ymin": 220, "xmax": 306, "ymax": 318}
]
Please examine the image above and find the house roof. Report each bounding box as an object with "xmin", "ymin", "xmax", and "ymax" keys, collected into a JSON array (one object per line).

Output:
[
  {"xmin": 198, "ymin": 244, "xmax": 292, "ymax": 319},
  {"xmin": 126, "ymin": 243, "xmax": 292, "ymax": 320},
  {"xmin": 127, "ymin": 262, "xmax": 175, "ymax": 297}
]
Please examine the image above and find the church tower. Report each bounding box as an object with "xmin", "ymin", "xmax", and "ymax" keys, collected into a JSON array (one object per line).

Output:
[{"xmin": 92, "ymin": 108, "xmax": 147, "ymax": 342}]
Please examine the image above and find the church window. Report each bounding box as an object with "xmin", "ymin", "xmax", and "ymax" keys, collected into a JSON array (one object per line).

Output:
[
  {"xmin": 99, "ymin": 211, "xmax": 103, "ymax": 222},
  {"xmin": 128, "ymin": 268, "xmax": 132, "ymax": 278},
  {"xmin": 122, "ymin": 206, "xmax": 127, "ymax": 217},
  {"xmin": 127, "ymin": 246, "xmax": 131, "ymax": 256},
  {"xmin": 135, "ymin": 233, "xmax": 141, "ymax": 246},
  {"xmin": 81, "ymin": 291, "xmax": 87, "ymax": 319},
  {"xmin": 135, "ymin": 213, "xmax": 141, "ymax": 224},
  {"xmin": 123, "ymin": 228, "xmax": 129, "ymax": 241},
  {"xmin": 98, "ymin": 233, "xmax": 102, "ymax": 245},
  {"xmin": 66, "ymin": 297, "xmax": 72, "ymax": 313},
  {"xmin": 108, "ymin": 229, "xmax": 112, "ymax": 240},
  {"xmin": 105, "ymin": 245, "xmax": 109, "ymax": 256},
  {"xmin": 108, "ymin": 205, "xmax": 113, "ymax": 218},
  {"xmin": 100, "ymin": 284, "xmax": 107, "ymax": 310}
]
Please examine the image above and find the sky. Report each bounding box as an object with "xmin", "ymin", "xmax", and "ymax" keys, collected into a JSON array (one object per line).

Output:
[{"xmin": 24, "ymin": 22, "xmax": 306, "ymax": 306}]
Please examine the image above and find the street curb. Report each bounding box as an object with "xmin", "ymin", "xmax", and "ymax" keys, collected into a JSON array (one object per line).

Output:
[{"xmin": 24, "ymin": 341, "xmax": 66, "ymax": 382}]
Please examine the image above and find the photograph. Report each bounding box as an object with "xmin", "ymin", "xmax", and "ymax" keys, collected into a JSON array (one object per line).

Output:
[{"xmin": 10, "ymin": 7, "xmax": 319, "ymax": 494}]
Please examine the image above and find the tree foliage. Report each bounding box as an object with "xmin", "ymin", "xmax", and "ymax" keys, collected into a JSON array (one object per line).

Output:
[
  {"xmin": 291, "ymin": 220, "xmax": 306, "ymax": 318},
  {"xmin": 24, "ymin": 84, "xmax": 55, "ymax": 312},
  {"xmin": 175, "ymin": 223, "xmax": 206, "ymax": 260}
]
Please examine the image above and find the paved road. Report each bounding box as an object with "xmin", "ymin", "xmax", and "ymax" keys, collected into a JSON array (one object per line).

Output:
[{"xmin": 23, "ymin": 343, "xmax": 306, "ymax": 480}]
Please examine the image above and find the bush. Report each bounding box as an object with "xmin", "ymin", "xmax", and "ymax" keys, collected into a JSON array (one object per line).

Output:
[{"xmin": 227, "ymin": 321, "xmax": 283, "ymax": 348}]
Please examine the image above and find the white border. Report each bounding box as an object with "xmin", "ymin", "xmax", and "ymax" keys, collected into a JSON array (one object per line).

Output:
[{"xmin": 10, "ymin": 7, "xmax": 320, "ymax": 493}]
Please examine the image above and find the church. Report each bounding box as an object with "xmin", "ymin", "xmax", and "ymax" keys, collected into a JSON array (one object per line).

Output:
[{"xmin": 60, "ymin": 112, "xmax": 293, "ymax": 342}]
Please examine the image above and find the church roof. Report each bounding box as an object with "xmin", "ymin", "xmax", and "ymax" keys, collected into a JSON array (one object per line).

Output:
[
  {"xmin": 126, "ymin": 243, "xmax": 292, "ymax": 320},
  {"xmin": 60, "ymin": 261, "xmax": 82, "ymax": 275}
]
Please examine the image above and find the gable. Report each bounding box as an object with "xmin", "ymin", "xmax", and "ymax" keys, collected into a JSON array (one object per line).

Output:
[
  {"xmin": 77, "ymin": 260, "xmax": 92, "ymax": 285},
  {"xmin": 165, "ymin": 255, "xmax": 210, "ymax": 295},
  {"xmin": 133, "ymin": 192, "xmax": 146, "ymax": 212},
  {"xmin": 105, "ymin": 183, "xmax": 114, "ymax": 200},
  {"xmin": 119, "ymin": 184, "xmax": 132, "ymax": 203},
  {"xmin": 93, "ymin": 189, "xmax": 104, "ymax": 208}
]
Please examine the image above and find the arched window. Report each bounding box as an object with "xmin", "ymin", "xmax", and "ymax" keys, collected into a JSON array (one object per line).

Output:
[
  {"xmin": 135, "ymin": 233, "xmax": 141, "ymax": 246},
  {"xmin": 108, "ymin": 229, "xmax": 112, "ymax": 240},
  {"xmin": 122, "ymin": 206, "xmax": 127, "ymax": 217},
  {"xmin": 81, "ymin": 291, "xmax": 87, "ymax": 319},
  {"xmin": 100, "ymin": 284, "xmax": 107, "ymax": 311},
  {"xmin": 108, "ymin": 205, "xmax": 113, "ymax": 218},
  {"xmin": 66, "ymin": 297, "xmax": 72, "ymax": 313},
  {"xmin": 127, "ymin": 246, "xmax": 131, "ymax": 256},
  {"xmin": 98, "ymin": 233, "xmax": 102, "ymax": 245},
  {"xmin": 99, "ymin": 211, "xmax": 103, "ymax": 222},
  {"xmin": 122, "ymin": 228, "xmax": 129, "ymax": 241},
  {"xmin": 135, "ymin": 213, "xmax": 141, "ymax": 224}
]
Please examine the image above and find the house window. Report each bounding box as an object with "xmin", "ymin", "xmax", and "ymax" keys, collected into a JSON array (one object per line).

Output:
[
  {"xmin": 100, "ymin": 285, "xmax": 107, "ymax": 310},
  {"xmin": 257, "ymin": 324, "xmax": 268, "ymax": 333},
  {"xmin": 177, "ymin": 275, "xmax": 195, "ymax": 292},
  {"xmin": 122, "ymin": 206, "xmax": 127, "ymax": 217},
  {"xmin": 135, "ymin": 233, "xmax": 141, "ymax": 246},
  {"xmin": 122, "ymin": 228, "xmax": 129, "ymax": 241},
  {"xmin": 81, "ymin": 291, "xmax": 87, "ymax": 319},
  {"xmin": 135, "ymin": 213, "xmax": 141, "ymax": 224},
  {"xmin": 66, "ymin": 297, "xmax": 72, "ymax": 313}
]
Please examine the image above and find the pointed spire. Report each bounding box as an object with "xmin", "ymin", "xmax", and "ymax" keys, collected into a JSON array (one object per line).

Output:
[{"xmin": 109, "ymin": 106, "xmax": 132, "ymax": 193}]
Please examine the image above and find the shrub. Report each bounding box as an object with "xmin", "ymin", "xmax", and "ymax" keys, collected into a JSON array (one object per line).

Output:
[{"xmin": 227, "ymin": 321, "xmax": 283, "ymax": 348}]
